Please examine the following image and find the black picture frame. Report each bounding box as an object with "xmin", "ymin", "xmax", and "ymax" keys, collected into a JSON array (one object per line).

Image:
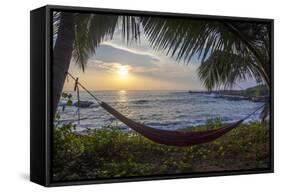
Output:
[{"xmin": 30, "ymin": 5, "xmax": 274, "ymax": 187}]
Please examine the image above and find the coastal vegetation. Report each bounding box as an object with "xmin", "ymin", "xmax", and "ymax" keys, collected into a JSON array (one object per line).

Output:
[
  {"xmin": 189, "ymin": 84, "xmax": 269, "ymax": 102},
  {"xmin": 244, "ymin": 84, "xmax": 268, "ymax": 97},
  {"xmin": 214, "ymin": 84, "xmax": 268, "ymax": 97},
  {"xmin": 53, "ymin": 118, "xmax": 270, "ymax": 181}
]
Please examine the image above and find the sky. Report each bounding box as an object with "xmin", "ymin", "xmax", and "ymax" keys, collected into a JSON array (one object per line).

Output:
[{"xmin": 62, "ymin": 15, "xmax": 257, "ymax": 91}]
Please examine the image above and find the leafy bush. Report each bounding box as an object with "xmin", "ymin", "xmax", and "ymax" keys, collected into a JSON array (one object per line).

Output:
[{"xmin": 52, "ymin": 118, "xmax": 270, "ymax": 182}]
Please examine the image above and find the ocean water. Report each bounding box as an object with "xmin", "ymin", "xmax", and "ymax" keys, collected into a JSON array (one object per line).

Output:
[{"xmin": 57, "ymin": 90, "xmax": 263, "ymax": 131}]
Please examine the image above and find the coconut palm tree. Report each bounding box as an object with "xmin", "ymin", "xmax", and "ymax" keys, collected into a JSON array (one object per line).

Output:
[
  {"xmin": 52, "ymin": 12, "xmax": 140, "ymax": 115},
  {"xmin": 53, "ymin": 12, "xmax": 270, "ymax": 117},
  {"xmin": 140, "ymin": 18, "xmax": 270, "ymax": 89},
  {"xmin": 140, "ymin": 18, "xmax": 270, "ymax": 119},
  {"xmin": 53, "ymin": 12, "xmax": 75, "ymax": 115}
]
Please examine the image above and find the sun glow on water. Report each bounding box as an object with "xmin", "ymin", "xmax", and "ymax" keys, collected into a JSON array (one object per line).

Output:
[{"xmin": 119, "ymin": 90, "xmax": 126, "ymax": 93}]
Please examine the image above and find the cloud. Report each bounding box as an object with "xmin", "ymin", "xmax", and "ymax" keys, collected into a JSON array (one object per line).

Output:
[
  {"xmin": 79, "ymin": 39, "xmax": 208, "ymax": 90},
  {"xmin": 101, "ymin": 42, "xmax": 158, "ymax": 59},
  {"xmin": 84, "ymin": 42, "xmax": 203, "ymax": 87},
  {"xmin": 90, "ymin": 61, "xmax": 131, "ymax": 74},
  {"xmin": 88, "ymin": 43, "xmax": 159, "ymax": 69}
]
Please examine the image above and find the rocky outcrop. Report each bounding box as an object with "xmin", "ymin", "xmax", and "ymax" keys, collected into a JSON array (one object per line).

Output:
[{"xmin": 73, "ymin": 101, "xmax": 96, "ymax": 108}]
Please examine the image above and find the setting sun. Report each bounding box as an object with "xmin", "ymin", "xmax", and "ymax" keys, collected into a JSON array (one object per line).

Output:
[{"xmin": 117, "ymin": 65, "xmax": 129, "ymax": 79}]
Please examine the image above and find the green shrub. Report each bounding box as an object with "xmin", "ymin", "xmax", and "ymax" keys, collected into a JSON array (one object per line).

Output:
[{"xmin": 52, "ymin": 118, "xmax": 270, "ymax": 181}]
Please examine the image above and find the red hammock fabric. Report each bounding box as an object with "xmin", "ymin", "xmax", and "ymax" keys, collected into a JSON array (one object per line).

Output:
[{"xmin": 100, "ymin": 102, "xmax": 244, "ymax": 147}]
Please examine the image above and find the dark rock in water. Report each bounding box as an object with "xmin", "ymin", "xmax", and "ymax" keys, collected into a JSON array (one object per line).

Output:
[
  {"xmin": 250, "ymin": 96, "xmax": 268, "ymax": 102},
  {"xmin": 133, "ymin": 99, "xmax": 149, "ymax": 104},
  {"xmin": 74, "ymin": 101, "xmax": 95, "ymax": 108},
  {"xmin": 58, "ymin": 101, "xmax": 66, "ymax": 106},
  {"xmin": 220, "ymin": 95, "xmax": 249, "ymax": 101}
]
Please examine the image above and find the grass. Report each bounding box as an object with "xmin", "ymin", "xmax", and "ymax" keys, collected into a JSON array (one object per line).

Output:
[{"xmin": 52, "ymin": 118, "xmax": 270, "ymax": 182}]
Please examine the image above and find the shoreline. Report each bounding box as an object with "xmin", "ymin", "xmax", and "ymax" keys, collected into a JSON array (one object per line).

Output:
[{"xmin": 188, "ymin": 90, "xmax": 268, "ymax": 102}]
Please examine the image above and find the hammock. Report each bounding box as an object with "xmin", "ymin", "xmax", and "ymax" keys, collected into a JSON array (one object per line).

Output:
[{"xmin": 67, "ymin": 73, "xmax": 263, "ymax": 147}]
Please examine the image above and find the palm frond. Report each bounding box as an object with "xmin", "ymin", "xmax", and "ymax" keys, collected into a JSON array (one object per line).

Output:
[
  {"xmin": 222, "ymin": 22, "xmax": 270, "ymax": 84},
  {"xmin": 120, "ymin": 16, "xmax": 141, "ymax": 43},
  {"xmin": 72, "ymin": 14, "xmax": 92, "ymax": 71},
  {"xmin": 52, "ymin": 12, "xmax": 61, "ymax": 38},
  {"xmin": 198, "ymin": 50, "xmax": 262, "ymax": 90},
  {"xmin": 140, "ymin": 17, "xmax": 270, "ymax": 88},
  {"xmin": 72, "ymin": 14, "xmax": 119, "ymax": 71},
  {"xmin": 72, "ymin": 14, "xmax": 141, "ymax": 71},
  {"xmin": 141, "ymin": 18, "xmax": 235, "ymax": 63}
]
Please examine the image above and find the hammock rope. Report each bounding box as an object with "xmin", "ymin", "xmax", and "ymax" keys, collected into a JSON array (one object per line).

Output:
[
  {"xmin": 65, "ymin": 72, "xmax": 265, "ymax": 147},
  {"xmin": 74, "ymin": 77, "xmax": 81, "ymax": 124}
]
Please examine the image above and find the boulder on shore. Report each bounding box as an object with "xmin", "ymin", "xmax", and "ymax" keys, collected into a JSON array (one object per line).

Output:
[{"xmin": 73, "ymin": 101, "xmax": 95, "ymax": 108}]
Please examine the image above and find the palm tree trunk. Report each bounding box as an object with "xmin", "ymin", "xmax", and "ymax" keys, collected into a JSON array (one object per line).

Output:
[{"xmin": 53, "ymin": 13, "xmax": 75, "ymax": 116}]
